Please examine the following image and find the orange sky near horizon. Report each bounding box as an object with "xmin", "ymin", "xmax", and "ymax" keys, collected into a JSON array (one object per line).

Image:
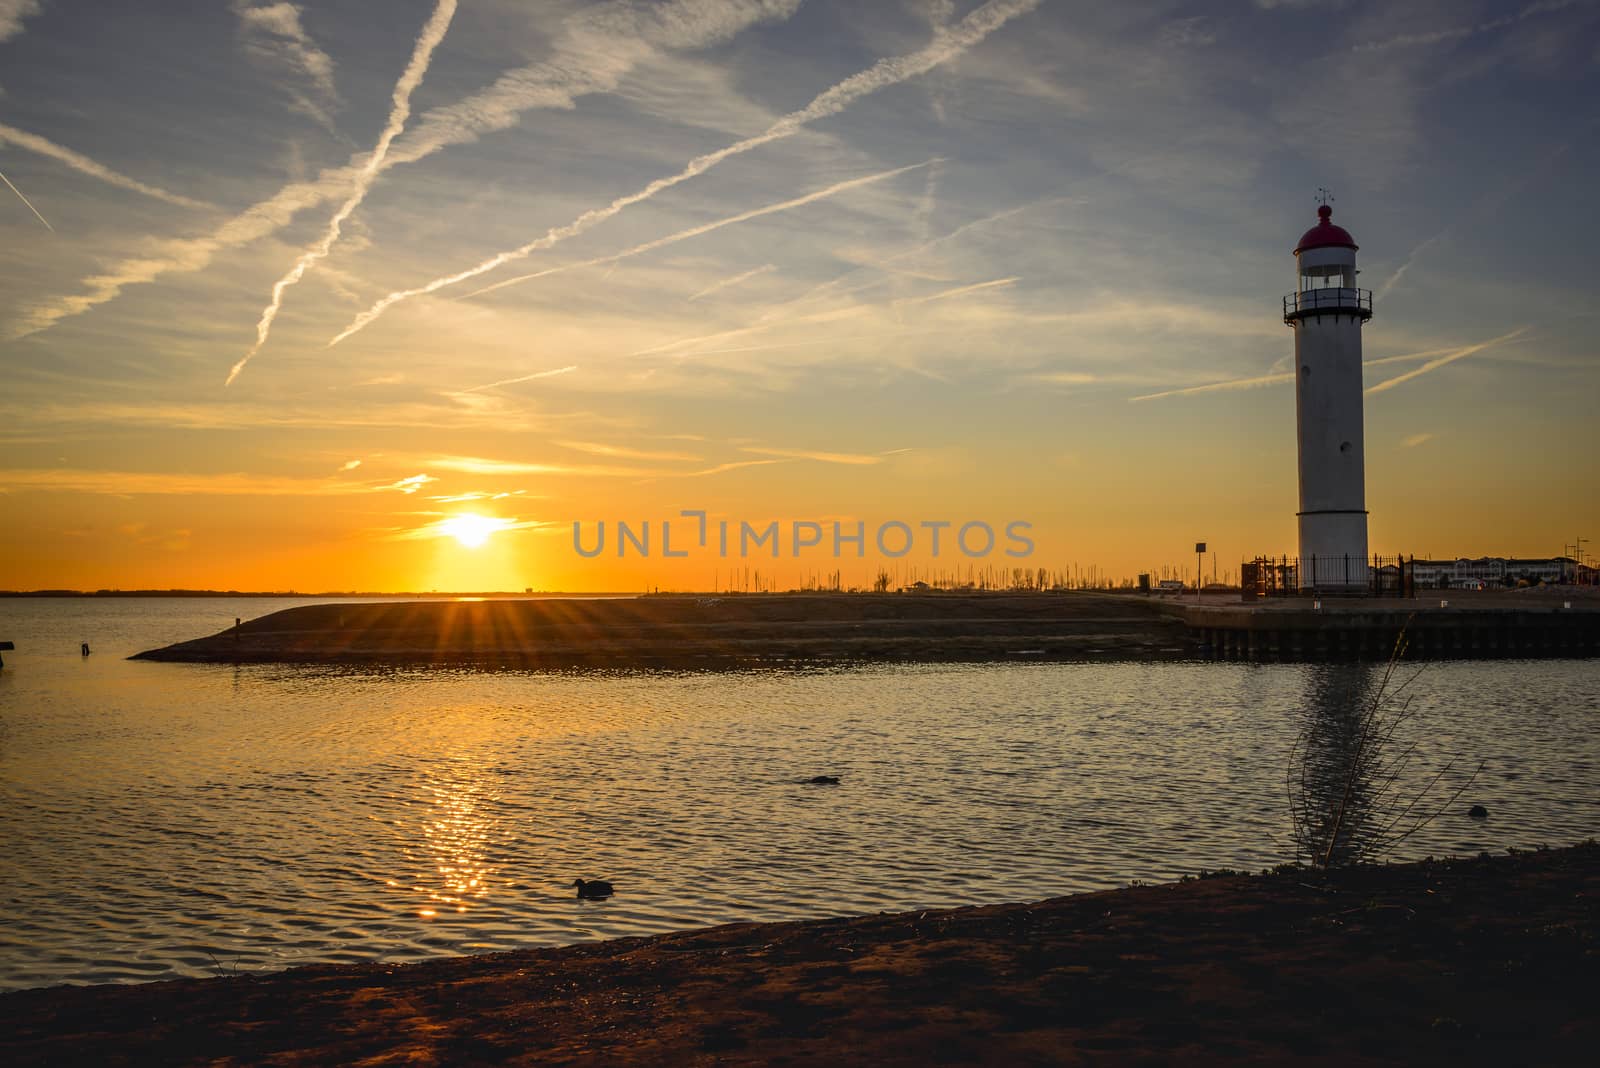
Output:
[{"xmin": 2, "ymin": 2, "xmax": 1596, "ymax": 593}]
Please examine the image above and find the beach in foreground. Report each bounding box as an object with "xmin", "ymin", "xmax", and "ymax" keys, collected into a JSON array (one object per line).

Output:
[{"xmin": 3, "ymin": 843, "xmax": 1594, "ymax": 1066}]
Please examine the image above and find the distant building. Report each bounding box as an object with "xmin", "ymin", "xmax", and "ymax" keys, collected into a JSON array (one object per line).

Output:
[{"xmin": 1410, "ymin": 556, "xmax": 1578, "ymax": 589}]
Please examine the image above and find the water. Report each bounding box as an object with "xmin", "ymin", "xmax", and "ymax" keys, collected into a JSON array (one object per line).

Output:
[{"xmin": 0, "ymin": 597, "xmax": 1595, "ymax": 991}]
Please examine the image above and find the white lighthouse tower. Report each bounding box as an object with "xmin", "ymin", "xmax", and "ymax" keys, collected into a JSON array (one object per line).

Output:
[{"xmin": 1284, "ymin": 200, "xmax": 1371, "ymax": 593}]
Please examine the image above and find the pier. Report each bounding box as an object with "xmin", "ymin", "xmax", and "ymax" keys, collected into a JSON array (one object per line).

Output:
[{"xmin": 1169, "ymin": 596, "xmax": 1600, "ymax": 662}]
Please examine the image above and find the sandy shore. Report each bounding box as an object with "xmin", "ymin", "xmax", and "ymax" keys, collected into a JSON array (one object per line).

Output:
[
  {"xmin": 132, "ymin": 592, "xmax": 1194, "ymax": 667},
  {"xmin": 3, "ymin": 843, "xmax": 1595, "ymax": 1065}
]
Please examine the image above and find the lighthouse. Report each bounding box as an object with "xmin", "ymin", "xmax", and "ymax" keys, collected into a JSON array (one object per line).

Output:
[{"xmin": 1284, "ymin": 201, "xmax": 1372, "ymax": 593}]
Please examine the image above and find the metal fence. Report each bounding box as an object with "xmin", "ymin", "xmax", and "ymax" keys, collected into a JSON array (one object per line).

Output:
[{"xmin": 1241, "ymin": 555, "xmax": 1416, "ymax": 600}]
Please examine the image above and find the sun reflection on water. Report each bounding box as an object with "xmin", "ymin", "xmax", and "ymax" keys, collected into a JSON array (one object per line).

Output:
[{"xmin": 399, "ymin": 761, "xmax": 501, "ymax": 918}]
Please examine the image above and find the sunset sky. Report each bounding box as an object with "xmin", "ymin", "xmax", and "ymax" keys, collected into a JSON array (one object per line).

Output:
[{"xmin": 1, "ymin": 0, "xmax": 1596, "ymax": 592}]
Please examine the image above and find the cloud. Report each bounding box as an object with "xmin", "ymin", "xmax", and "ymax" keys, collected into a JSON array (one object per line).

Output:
[
  {"xmin": 674, "ymin": 458, "xmax": 786, "ymax": 477},
  {"xmin": 12, "ymin": 0, "xmax": 801, "ymax": 340},
  {"xmin": 375, "ymin": 473, "xmax": 437, "ymax": 494},
  {"xmin": 0, "ymin": 0, "xmax": 40, "ymax": 43},
  {"xmin": 1400, "ymin": 433, "xmax": 1435, "ymax": 448},
  {"xmin": 0, "ymin": 123, "xmax": 215, "ymax": 210},
  {"xmin": 555, "ymin": 440, "xmax": 703, "ymax": 462},
  {"xmin": 393, "ymin": 514, "xmax": 545, "ymax": 542},
  {"xmin": 233, "ymin": 1, "xmax": 343, "ymax": 135},
  {"xmin": 428, "ymin": 490, "xmax": 535, "ymax": 503},
  {"xmin": 688, "ymin": 263, "xmax": 777, "ymax": 301},
  {"xmin": 328, "ymin": 0, "xmax": 1045, "ymax": 344},
  {"xmin": 338, "ymin": 459, "xmax": 362, "ymax": 471},
  {"xmin": 1027, "ymin": 371, "xmax": 1098, "ymax": 386},
  {"xmin": 227, "ymin": 0, "xmax": 458, "ymax": 386},
  {"xmin": 0, "ymin": 467, "xmax": 410, "ymax": 497},
  {"xmin": 427, "ymin": 455, "xmax": 644, "ymax": 477},
  {"xmin": 385, "ymin": 0, "xmax": 803, "ymax": 173},
  {"xmin": 460, "ymin": 159, "xmax": 940, "ymax": 302},
  {"xmin": 739, "ymin": 446, "xmax": 885, "ymax": 465}
]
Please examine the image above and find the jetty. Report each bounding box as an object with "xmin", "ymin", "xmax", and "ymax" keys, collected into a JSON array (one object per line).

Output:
[
  {"xmin": 1168, "ymin": 594, "xmax": 1600, "ymax": 662},
  {"xmin": 131, "ymin": 593, "xmax": 1192, "ymax": 668},
  {"xmin": 128, "ymin": 591, "xmax": 1598, "ymax": 668}
]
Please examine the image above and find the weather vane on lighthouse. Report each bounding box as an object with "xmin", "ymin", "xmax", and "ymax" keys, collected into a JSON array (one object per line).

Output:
[{"xmin": 1314, "ymin": 187, "xmax": 1334, "ymax": 207}]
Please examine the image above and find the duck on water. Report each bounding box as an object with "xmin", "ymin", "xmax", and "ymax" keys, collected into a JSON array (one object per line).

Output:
[{"xmin": 573, "ymin": 879, "xmax": 615, "ymax": 900}]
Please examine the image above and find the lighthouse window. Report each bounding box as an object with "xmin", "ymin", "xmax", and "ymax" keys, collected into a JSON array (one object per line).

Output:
[
  {"xmin": 1339, "ymin": 441, "xmax": 1352, "ymax": 453},
  {"xmin": 1300, "ymin": 264, "xmax": 1354, "ymax": 291}
]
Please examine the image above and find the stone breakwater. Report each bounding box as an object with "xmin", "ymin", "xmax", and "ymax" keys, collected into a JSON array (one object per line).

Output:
[{"xmin": 131, "ymin": 593, "xmax": 1195, "ymax": 668}]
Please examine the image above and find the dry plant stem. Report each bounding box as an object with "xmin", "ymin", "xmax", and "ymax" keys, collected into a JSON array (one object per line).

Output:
[
  {"xmin": 1368, "ymin": 760, "xmax": 1487, "ymax": 856},
  {"xmin": 1289, "ymin": 620, "xmax": 1483, "ymax": 869},
  {"xmin": 1321, "ymin": 647, "xmax": 1406, "ymax": 866}
]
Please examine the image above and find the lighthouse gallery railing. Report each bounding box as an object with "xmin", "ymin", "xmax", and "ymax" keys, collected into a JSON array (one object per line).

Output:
[{"xmin": 1283, "ymin": 287, "xmax": 1373, "ymax": 321}]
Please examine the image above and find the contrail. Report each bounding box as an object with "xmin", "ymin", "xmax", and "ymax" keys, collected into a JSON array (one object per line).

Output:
[
  {"xmin": 0, "ymin": 167, "xmax": 52, "ymax": 231},
  {"xmin": 744, "ymin": 199, "xmax": 1055, "ymax": 327},
  {"xmin": 460, "ymin": 160, "xmax": 939, "ymax": 302},
  {"xmin": 1376, "ymin": 132, "xmax": 1582, "ymax": 301},
  {"xmin": 630, "ymin": 199, "xmax": 1055, "ymax": 358},
  {"xmin": 455, "ymin": 364, "xmax": 579, "ymax": 394},
  {"xmin": 328, "ymin": 0, "xmax": 1044, "ymax": 346},
  {"xmin": 11, "ymin": 0, "xmax": 801, "ymax": 341},
  {"xmin": 689, "ymin": 263, "xmax": 777, "ymax": 301},
  {"xmin": 1365, "ymin": 326, "xmax": 1529, "ymax": 395},
  {"xmin": 0, "ymin": 123, "xmax": 214, "ymax": 210},
  {"xmin": 1128, "ymin": 371, "xmax": 1292, "ymax": 403},
  {"xmin": 1128, "ymin": 335, "xmax": 1530, "ymax": 403},
  {"xmin": 227, "ymin": 0, "xmax": 457, "ymax": 387},
  {"xmin": 1375, "ymin": 230, "xmax": 1446, "ymax": 301},
  {"xmin": 1352, "ymin": 0, "xmax": 1579, "ymax": 52},
  {"xmin": 894, "ymin": 275, "xmax": 1019, "ymax": 305}
]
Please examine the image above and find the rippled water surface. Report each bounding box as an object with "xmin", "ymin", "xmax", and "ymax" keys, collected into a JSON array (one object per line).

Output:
[{"xmin": 1, "ymin": 597, "xmax": 1596, "ymax": 991}]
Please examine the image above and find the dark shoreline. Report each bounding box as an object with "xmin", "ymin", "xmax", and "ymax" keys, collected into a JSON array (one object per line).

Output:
[
  {"xmin": 4, "ymin": 843, "xmax": 1595, "ymax": 1065},
  {"xmin": 131, "ymin": 592, "xmax": 1195, "ymax": 668},
  {"xmin": 127, "ymin": 590, "xmax": 1600, "ymax": 668}
]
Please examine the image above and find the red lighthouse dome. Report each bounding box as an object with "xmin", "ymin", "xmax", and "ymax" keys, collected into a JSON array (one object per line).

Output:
[{"xmin": 1295, "ymin": 204, "xmax": 1357, "ymax": 253}]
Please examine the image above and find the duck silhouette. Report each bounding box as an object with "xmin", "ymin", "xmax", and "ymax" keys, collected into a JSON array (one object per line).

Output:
[
  {"xmin": 573, "ymin": 878, "xmax": 615, "ymax": 900},
  {"xmin": 805, "ymin": 775, "xmax": 841, "ymax": 785}
]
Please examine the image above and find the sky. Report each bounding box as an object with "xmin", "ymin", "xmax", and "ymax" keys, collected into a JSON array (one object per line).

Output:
[{"xmin": 0, "ymin": 0, "xmax": 1596, "ymax": 593}]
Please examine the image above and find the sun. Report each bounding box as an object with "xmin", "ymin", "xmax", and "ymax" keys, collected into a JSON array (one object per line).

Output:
[{"xmin": 438, "ymin": 513, "xmax": 502, "ymax": 549}]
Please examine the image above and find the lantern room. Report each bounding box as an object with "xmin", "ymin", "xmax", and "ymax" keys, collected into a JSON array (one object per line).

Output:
[{"xmin": 1285, "ymin": 205, "xmax": 1371, "ymax": 322}]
